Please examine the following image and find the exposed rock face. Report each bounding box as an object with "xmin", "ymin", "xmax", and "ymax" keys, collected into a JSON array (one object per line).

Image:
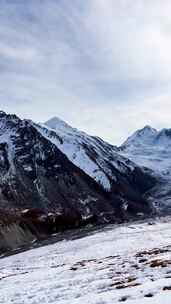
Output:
[
  {"xmin": 0, "ymin": 209, "xmax": 34, "ymax": 253},
  {"xmin": 0, "ymin": 223, "xmax": 35, "ymax": 253},
  {"xmin": 0, "ymin": 111, "xmax": 156, "ymax": 233}
]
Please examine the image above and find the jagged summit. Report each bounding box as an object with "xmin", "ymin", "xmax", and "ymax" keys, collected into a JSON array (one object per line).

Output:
[
  {"xmin": 121, "ymin": 125, "xmax": 171, "ymax": 150},
  {"xmin": 140, "ymin": 125, "xmax": 157, "ymax": 134},
  {"xmin": 122, "ymin": 125, "xmax": 158, "ymax": 148},
  {"xmin": 45, "ymin": 117, "xmax": 73, "ymax": 131}
]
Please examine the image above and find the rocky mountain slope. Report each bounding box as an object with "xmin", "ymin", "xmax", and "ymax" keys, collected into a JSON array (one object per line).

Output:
[
  {"xmin": 0, "ymin": 111, "xmax": 156, "ymax": 231},
  {"xmin": 0, "ymin": 111, "xmax": 114, "ymax": 221},
  {"xmin": 35, "ymin": 117, "xmax": 156, "ymax": 215},
  {"xmin": 120, "ymin": 126, "xmax": 171, "ymax": 213}
]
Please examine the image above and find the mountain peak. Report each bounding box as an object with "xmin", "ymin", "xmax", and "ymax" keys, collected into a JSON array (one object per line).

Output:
[
  {"xmin": 122, "ymin": 125, "xmax": 157, "ymax": 148},
  {"xmin": 45, "ymin": 117, "xmax": 72, "ymax": 131},
  {"xmin": 137, "ymin": 125, "xmax": 157, "ymax": 135}
]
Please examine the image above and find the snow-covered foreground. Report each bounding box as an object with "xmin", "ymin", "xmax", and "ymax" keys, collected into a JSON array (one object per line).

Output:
[{"xmin": 1, "ymin": 219, "xmax": 171, "ymax": 304}]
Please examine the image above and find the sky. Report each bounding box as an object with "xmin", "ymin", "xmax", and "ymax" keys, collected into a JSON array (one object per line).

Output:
[{"xmin": 1, "ymin": 0, "xmax": 171, "ymax": 144}]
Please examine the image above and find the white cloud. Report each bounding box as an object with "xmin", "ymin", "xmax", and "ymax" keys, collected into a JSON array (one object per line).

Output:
[
  {"xmin": 0, "ymin": 43, "xmax": 38, "ymax": 62},
  {"xmin": 1, "ymin": 1, "xmax": 171, "ymax": 145}
]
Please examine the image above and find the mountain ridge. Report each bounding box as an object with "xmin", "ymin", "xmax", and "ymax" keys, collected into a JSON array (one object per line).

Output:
[
  {"xmin": 0, "ymin": 110, "xmax": 156, "ymax": 222},
  {"xmin": 121, "ymin": 125, "xmax": 171, "ymax": 149},
  {"xmin": 0, "ymin": 111, "xmax": 169, "ymax": 252}
]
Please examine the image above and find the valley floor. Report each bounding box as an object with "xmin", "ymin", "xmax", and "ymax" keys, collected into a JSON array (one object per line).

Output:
[{"xmin": 0, "ymin": 218, "xmax": 171, "ymax": 303}]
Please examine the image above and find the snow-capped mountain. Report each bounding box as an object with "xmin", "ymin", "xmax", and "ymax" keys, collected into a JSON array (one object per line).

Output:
[
  {"xmin": 122, "ymin": 125, "xmax": 158, "ymax": 148},
  {"xmin": 120, "ymin": 125, "xmax": 171, "ymax": 174},
  {"xmin": 39, "ymin": 117, "xmax": 118, "ymax": 191},
  {"xmin": 0, "ymin": 111, "xmax": 111, "ymax": 221},
  {"xmin": 0, "ymin": 111, "xmax": 156, "ymax": 228},
  {"xmin": 122, "ymin": 125, "xmax": 171, "ymax": 151},
  {"xmin": 120, "ymin": 126, "xmax": 171, "ymax": 213},
  {"xmin": 35, "ymin": 117, "xmax": 156, "ymax": 214}
]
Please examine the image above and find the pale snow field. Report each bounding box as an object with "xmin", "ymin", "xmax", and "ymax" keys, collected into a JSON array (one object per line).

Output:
[
  {"xmin": 35, "ymin": 121, "xmax": 136, "ymax": 192},
  {"xmin": 0, "ymin": 218, "xmax": 171, "ymax": 303}
]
